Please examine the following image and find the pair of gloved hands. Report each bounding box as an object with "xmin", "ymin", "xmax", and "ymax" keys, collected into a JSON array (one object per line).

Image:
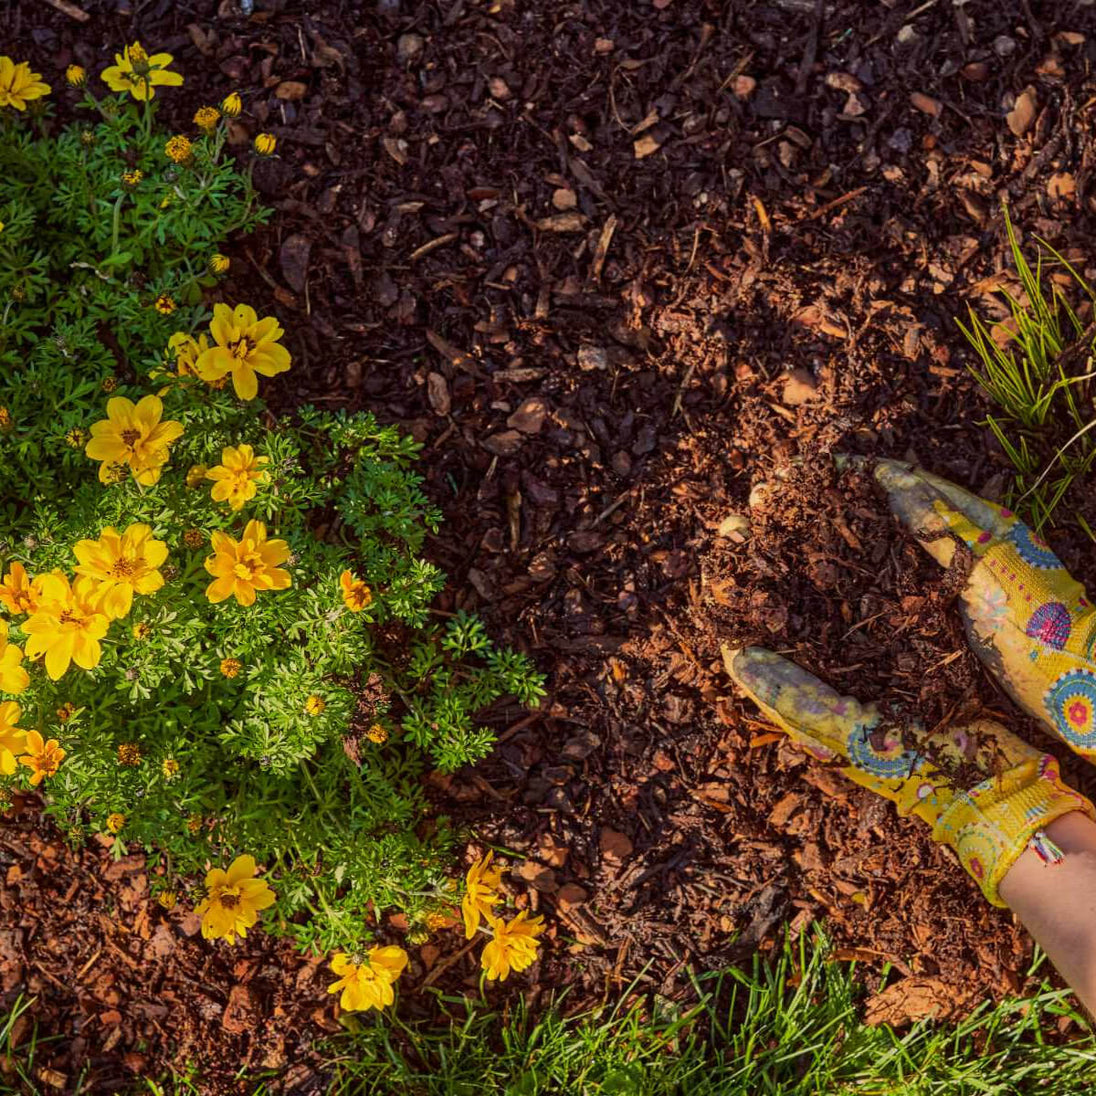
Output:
[{"xmin": 724, "ymin": 459, "xmax": 1096, "ymax": 907}]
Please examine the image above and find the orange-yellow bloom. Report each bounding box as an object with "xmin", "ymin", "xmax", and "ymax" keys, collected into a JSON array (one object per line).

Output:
[
  {"xmin": 340, "ymin": 570, "xmax": 373, "ymax": 613},
  {"xmin": 481, "ymin": 911, "xmax": 545, "ymax": 981},
  {"xmin": 106, "ymin": 812, "xmax": 126, "ymax": 833},
  {"xmin": 85, "ymin": 395, "xmax": 184, "ymax": 486},
  {"xmin": 0, "ymin": 562, "xmax": 40, "ymax": 616},
  {"xmin": 194, "ymin": 304, "xmax": 291, "ymax": 401},
  {"xmin": 100, "ymin": 42, "xmax": 183, "ymax": 101},
  {"xmin": 462, "ymin": 851, "xmax": 503, "ymax": 939},
  {"xmin": 204, "ymin": 520, "xmax": 291, "ymax": 607},
  {"xmin": 73, "ymin": 524, "xmax": 168, "ymax": 620},
  {"xmin": 195, "ymin": 854, "xmax": 276, "ymax": 943},
  {"xmin": 327, "ymin": 947, "xmax": 408, "ymax": 1012},
  {"xmin": 18, "ymin": 729, "xmax": 65, "ymax": 786},
  {"xmin": 22, "ymin": 574, "xmax": 110, "ymax": 679},
  {"xmin": 168, "ymin": 331, "xmax": 210, "ymax": 378},
  {"xmin": 0, "ymin": 622, "xmax": 29, "ymax": 695},
  {"xmin": 0, "ymin": 58, "xmax": 50, "ymax": 111},
  {"xmin": 206, "ymin": 445, "xmax": 269, "ymax": 511},
  {"xmin": 0, "ymin": 702, "xmax": 26, "ymax": 775}
]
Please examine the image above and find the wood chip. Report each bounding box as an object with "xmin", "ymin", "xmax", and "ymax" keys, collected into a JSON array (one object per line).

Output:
[
  {"xmin": 864, "ymin": 977, "xmax": 977, "ymax": 1027},
  {"xmin": 633, "ymin": 133, "xmax": 662, "ymax": 159},
  {"xmin": 909, "ymin": 91, "xmax": 942, "ymax": 117},
  {"xmin": 1006, "ymin": 88, "xmax": 1037, "ymax": 136}
]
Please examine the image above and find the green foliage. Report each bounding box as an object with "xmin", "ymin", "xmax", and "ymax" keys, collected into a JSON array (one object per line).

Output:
[
  {"xmin": 958, "ymin": 208, "xmax": 1096, "ymax": 532},
  {"xmin": 0, "ymin": 81, "xmax": 543, "ymax": 956}
]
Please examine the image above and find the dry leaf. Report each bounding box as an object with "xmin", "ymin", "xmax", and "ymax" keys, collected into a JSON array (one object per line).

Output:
[
  {"xmin": 1006, "ymin": 89, "xmax": 1037, "ymax": 136},
  {"xmin": 275, "ymin": 80, "xmax": 309, "ymax": 101},
  {"xmin": 864, "ymin": 978, "xmax": 977, "ymax": 1027},
  {"xmin": 909, "ymin": 91, "xmax": 942, "ymax": 117},
  {"xmin": 1047, "ymin": 172, "xmax": 1076, "ymax": 201}
]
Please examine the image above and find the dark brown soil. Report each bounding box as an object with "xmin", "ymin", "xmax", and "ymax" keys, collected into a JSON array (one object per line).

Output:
[{"xmin": 9, "ymin": 0, "xmax": 1096, "ymax": 1090}]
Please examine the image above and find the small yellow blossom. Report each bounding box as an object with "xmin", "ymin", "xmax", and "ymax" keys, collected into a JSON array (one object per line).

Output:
[
  {"xmin": 18, "ymin": 729, "xmax": 65, "ymax": 786},
  {"xmin": 204, "ymin": 520, "xmax": 292, "ymax": 607},
  {"xmin": 366, "ymin": 723, "xmax": 388, "ymax": 744},
  {"xmin": 221, "ymin": 91, "xmax": 242, "ymax": 117},
  {"xmin": 57, "ymin": 702, "xmax": 76, "ymax": 723},
  {"xmin": 0, "ymin": 621, "xmax": 29, "ymax": 695},
  {"xmin": 462, "ymin": 852, "xmax": 503, "ymax": 939},
  {"xmin": 305, "ymin": 695, "xmax": 326, "ymax": 716},
  {"xmin": 162, "ymin": 757, "xmax": 180, "ymax": 781},
  {"xmin": 158, "ymin": 890, "xmax": 178, "ymax": 910},
  {"xmin": 209, "ymin": 253, "xmax": 231, "ymax": 275},
  {"xmin": 101, "ymin": 42, "xmax": 183, "ymax": 101},
  {"xmin": 206, "ymin": 444, "xmax": 269, "ymax": 511},
  {"xmin": 340, "ymin": 570, "xmax": 373, "ymax": 613},
  {"xmin": 101, "ymin": 375, "xmax": 118, "ymax": 392},
  {"xmin": 121, "ymin": 169, "xmax": 143, "ymax": 190},
  {"xmin": 106, "ymin": 812, "xmax": 126, "ymax": 834},
  {"xmin": 186, "ymin": 463, "xmax": 208, "ymax": 488},
  {"xmin": 481, "ymin": 911, "xmax": 546, "ymax": 981},
  {"xmin": 85, "ymin": 395, "xmax": 183, "ymax": 486},
  {"xmin": 327, "ymin": 947, "xmax": 408, "ymax": 1013},
  {"xmin": 154, "ymin": 294, "xmax": 177, "ymax": 315},
  {"xmin": 164, "ymin": 134, "xmax": 192, "ymax": 163},
  {"xmin": 193, "ymin": 105, "xmax": 220, "ymax": 132},
  {"xmin": 253, "ymin": 133, "xmax": 277, "ymax": 156},
  {"xmin": 65, "ymin": 65, "xmax": 87, "ymax": 88},
  {"xmin": 195, "ymin": 854, "xmax": 276, "ymax": 944},
  {"xmin": 0, "ymin": 408, "xmax": 13, "ymax": 433},
  {"xmin": 0, "ymin": 702, "xmax": 26, "ymax": 775},
  {"xmin": 0, "ymin": 562, "xmax": 41, "ymax": 616},
  {"xmin": 0, "ymin": 58, "xmax": 51, "ymax": 111},
  {"xmin": 194, "ymin": 303, "xmax": 292, "ymax": 401},
  {"xmin": 132, "ymin": 622, "xmax": 151, "ymax": 641},
  {"xmin": 73, "ymin": 523, "xmax": 168, "ymax": 620},
  {"xmin": 220, "ymin": 657, "xmax": 242, "ymax": 678},
  {"xmin": 65, "ymin": 427, "xmax": 88, "ymax": 449},
  {"xmin": 117, "ymin": 742, "xmax": 142, "ymax": 767},
  {"xmin": 23, "ymin": 574, "xmax": 110, "ymax": 679}
]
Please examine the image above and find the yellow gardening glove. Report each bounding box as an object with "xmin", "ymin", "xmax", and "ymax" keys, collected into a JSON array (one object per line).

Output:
[
  {"xmin": 723, "ymin": 646, "xmax": 1095, "ymax": 906},
  {"xmin": 870, "ymin": 459, "xmax": 1096, "ymax": 758}
]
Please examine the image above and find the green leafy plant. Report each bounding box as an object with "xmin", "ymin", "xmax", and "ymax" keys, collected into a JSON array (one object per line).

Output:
[
  {"xmin": 958, "ymin": 208, "xmax": 1096, "ymax": 532},
  {"xmin": 0, "ymin": 59, "xmax": 543, "ymax": 961}
]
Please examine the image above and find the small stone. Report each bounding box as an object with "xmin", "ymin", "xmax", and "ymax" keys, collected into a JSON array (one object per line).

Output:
[
  {"xmin": 577, "ymin": 345, "xmax": 609, "ymax": 371},
  {"xmin": 993, "ymin": 34, "xmax": 1017, "ymax": 57},
  {"xmin": 488, "ymin": 77, "xmax": 511, "ymax": 100},
  {"xmin": 552, "ymin": 188, "xmax": 577, "ymax": 210},
  {"xmin": 896, "ymin": 24, "xmax": 919, "ymax": 46},
  {"xmin": 781, "ymin": 368, "xmax": 820, "ymax": 406},
  {"xmin": 732, "ymin": 75, "xmax": 756, "ymax": 99},
  {"xmin": 396, "ymin": 33, "xmax": 424, "ymax": 63},
  {"xmin": 482, "ymin": 430, "xmax": 524, "ymax": 456}
]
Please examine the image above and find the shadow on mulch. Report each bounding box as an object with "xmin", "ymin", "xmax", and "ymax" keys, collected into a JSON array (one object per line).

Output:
[{"xmin": 8, "ymin": 0, "xmax": 1096, "ymax": 1089}]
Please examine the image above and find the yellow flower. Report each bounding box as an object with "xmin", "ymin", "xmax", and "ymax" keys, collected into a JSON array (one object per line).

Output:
[
  {"xmin": 0, "ymin": 702, "xmax": 26, "ymax": 775},
  {"xmin": 208, "ymin": 253, "xmax": 231, "ymax": 275},
  {"xmin": 195, "ymin": 854, "xmax": 276, "ymax": 944},
  {"xmin": 221, "ymin": 91, "xmax": 242, "ymax": 117},
  {"xmin": 85, "ymin": 395, "xmax": 184, "ymax": 486},
  {"xmin": 101, "ymin": 42, "xmax": 183, "ymax": 101},
  {"xmin": 205, "ymin": 520, "xmax": 292, "ymax": 607},
  {"xmin": 106, "ymin": 812, "xmax": 126, "ymax": 833},
  {"xmin": 65, "ymin": 65, "xmax": 87, "ymax": 88},
  {"xmin": 101, "ymin": 376, "xmax": 118, "ymax": 392},
  {"xmin": 220, "ymin": 657, "xmax": 242, "ymax": 678},
  {"xmin": 73, "ymin": 523, "xmax": 168, "ymax": 620},
  {"xmin": 305, "ymin": 695, "xmax": 325, "ymax": 716},
  {"xmin": 481, "ymin": 911, "xmax": 545, "ymax": 981},
  {"xmin": 18, "ymin": 728, "xmax": 65, "ymax": 786},
  {"xmin": 0, "ymin": 58, "xmax": 51, "ymax": 111},
  {"xmin": 186, "ymin": 463, "xmax": 208, "ymax": 488},
  {"xmin": 65, "ymin": 427, "xmax": 88, "ymax": 449},
  {"xmin": 253, "ymin": 133, "xmax": 277, "ymax": 156},
  {"xmin": 327, "ymin": 947, "xmax": 408, "ymax": 1013},
  {"xmin": 194, "ymin": 303, "xmax": 291, "ymax": 401},
  {"xmin": 206, "ymin": 444, "xmax": 269, "ymax": 511},
  {"xmin": 0, "ymin": 622, "xmax": 29, "ymax": 695},
  {"xmin": 121, "ymin": 169, "xmax": 143, "ymax": 190},
  {"xmin": 340, "ymin": 570, "xmax": 373, "ymax": 613},
  {"xmin": 132, "ymin": 622, "xmax": 151, "ymax": 640},
  {"xmin": 162, "ymin": 757, "xmax": 180, "ymax": 781},
  {"xmin": 366, "ymin": 723, "xmax": 388, "ymax": 744},
  {"xmin": 193, "ymin": 105, "xmax": 220, "ymax": 132},
  {"xmin": 117, "ymin": 742, "xmax": 141, "ymax": 767},
  {"xmin": 462, "ymin": 851, "xmax": 503, "ymax": 939},
  {"xmin": 0, "ymin": 562, "xmax": 41, "ymax": 616},
  {"xmin": 0, "ymin": 408, "xmax": 11, "ymax": 433},
  {"xmin": 164, "ymin": 135, "xmax": 192, "ymax": 163},
  {"xmin": 154, "ymin": 294, "xmax": 177, "ymax": 315},
  {"xmin": 22, "ymin": 573, "xmax": 110, "ymax": 680}
]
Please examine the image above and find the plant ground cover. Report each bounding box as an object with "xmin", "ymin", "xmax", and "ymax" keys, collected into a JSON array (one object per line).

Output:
[{"xmin": 7, "ymin": 0, "xmax": 1096, "ymax": 1091}]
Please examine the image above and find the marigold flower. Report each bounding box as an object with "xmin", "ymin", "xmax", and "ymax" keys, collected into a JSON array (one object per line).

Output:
[
  {"xmin": 162, "ymin": 757, "xmax": 180, "ymax": 781},
  {"xmin": 253, "ymin": 133, "xmax": 277, "ymax": 156},
  {"xmin": 195, "ymin": 854, "xmax": 276, "ymax": 944},
  {"xmin": 184, "ymin": 528, "xmax": 205, "ymax": 549},
  {"xmin": 85, "ymin": 395, "xmax": 183, "ymax": 486},
  {"xmin": 154, "ymin": 294, "xmax": 177, "ymax": 315},
  {"xmin": 0, "ymin": 408, "xmax": 13, "ymax": 433},
  {"xmin": 65, "ymin": 427, "xmax": 88, "ymax": 449},
  {"xmin": 340, "ymin": 570, "xmax": 373, "ymax": 613},
  {"xmin": 22, "ymin": 573, "xmax": 110, "ymax": 679},
  {"xmin": 121, "ymin": 169, "xmax": 143, "ymax": 190},
  {"xmin": 169, "ymin": 332, "xmax": 210, "ymax": 378},
  {"xmin": 65, "ymin": 64, "xmax": 87, "ymax": 88},
  {"xmin": 164, "ymin": 134, "xmax": 192, "ymax": 163},
  {"xmin": 0, "ymin": 562, "xmax": 41, "ymax": 615},
  {"xmin": 220, "ymin": 657, "xmax": 242, "ymax": 678},
  {"xmin": 18, "ymin": 729, "xmax": 65, "ymax": 786},
  {"xmin": 131, "ymin": 622, "xmax": 151, "ymax": 641},
  {"xmin": 73, "ymin": 523, "xmax": 168, "ymax": 620},
  {"xmin": 101, "ymin": 375, "xmax": 118, "ymax": 392},
  {"xmin": 366, "ymin": 723, "xmax": 388, "ymax": 744},
  {"xmin": 117, "ymin": 742, "xmax": 141, "ymax": 767},
  {"xmin": 193, "ymin": 105, "xmax": 220, "ymax": 132},
  {"xmin": 0, "ymin": 622, "xmax": 29, "ymax": 695},
  {"xmin": 305, "ymin": 695, "xmax": 325, "ymax": 716},
  {"xmin": 462, "ymin": 851, "xmax": 503, "ymax": 939},
  {"xmin": 57, "ymin": 702, "xmax": 76, "ymax": 722},
  {"xmin": 204, "ymin": 520, "xmax": 292, "ymax": 607},
  {"xmin": 158, "ymin": 890, "xmax": 178, "ymax": 910},
  {"xmin": 327, "ymin": 947, "xmax": 408, "ymax": 1013},
  {"xmin": 206, "ymin": 444, "xmax": 269, "ymax": 511},
  {"xmin": 209, "ymin": 253, "xmax": 231, "ymax": 275},
  {"xmin": 101, "ymin": 42, "xmax": 183, "ymax": 101},
  {"xmin": 106, "ymin": 812, "xmax": 126, "ymax": 833},
  {"xmin": 221, "ymin": 91, "xmax": 242, "ymax": 117},
  {"xmin": 186, "ymin": 463, "xmax": 208, "ymax": 488},
  {"xmin": 481, "ymin": 911, "xmax": 545, "ymax": 981},
  {"xmin": 0, "ymin": 702, "xmax": 26, "ymax": 775},
  {"xmin": 194, "ymin": 303, "xmax": 292, "ymax": 401},
  {"xmin": 0, "ymin": 58, "xmax": 51, "ymax": 111}
]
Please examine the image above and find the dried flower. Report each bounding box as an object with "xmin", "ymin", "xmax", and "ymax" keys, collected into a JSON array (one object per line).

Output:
[
  {"xmin": 57, "ymin": 702, "xmax": 76, "ymax": 723},
  {"xmin": 193, "ymin": 105, "xmax": 220, "ymax": 132},
  {"xmin": 117, "ymin": 742, "xmax": 142, "ymax": 767},
  {"xmin": 0, "ymin": 408, "xmax": 12, "ymax": 434}
]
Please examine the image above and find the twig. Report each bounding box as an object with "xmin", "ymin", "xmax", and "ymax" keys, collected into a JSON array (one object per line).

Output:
[
  {"xmin": 42, "ymin": 0, "xmax": 89, "ymax": 21},
  {"xmin": 795, "ymin": 0, "xmax": 824, "ymax": 98}
]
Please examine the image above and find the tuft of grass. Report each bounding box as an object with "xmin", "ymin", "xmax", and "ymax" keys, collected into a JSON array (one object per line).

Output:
[{"xmin": 958, "ymin": 207, "xmax": 1096, "ymax": 532}]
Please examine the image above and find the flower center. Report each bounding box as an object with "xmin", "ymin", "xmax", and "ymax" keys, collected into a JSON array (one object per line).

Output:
[
  {"xmin": 219, "ymin": 889, "xmax": 241, "ymax": 909},
  {"xmin": 229, "ymin": 337, "xmax": 255, "ymax": 360},
  {"xmin": 120, "ymin": 428, "xmax": 141, "ymax": 447},
  {"xmin": 110, "ymin": 558, "xmax": 138, "ymax": 579}
]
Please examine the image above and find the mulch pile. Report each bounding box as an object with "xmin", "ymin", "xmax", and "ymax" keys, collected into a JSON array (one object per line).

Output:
[{"xmin": 8, "ymin": 0, "xmax": 1096, "ymax": 1089}]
